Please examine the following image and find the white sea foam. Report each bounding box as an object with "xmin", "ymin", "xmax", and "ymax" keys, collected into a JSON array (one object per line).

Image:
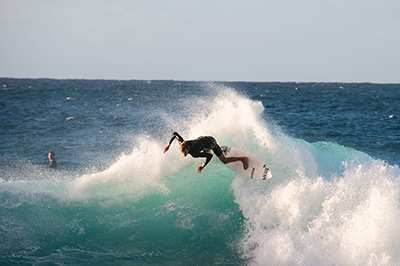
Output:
[
  {"xmin": 233, "ymin": 143, "xmax": 400, "ymax": 265},
  {"xmin": 69, "ymin": 137, "xmax": 175, "ymax": 201}
]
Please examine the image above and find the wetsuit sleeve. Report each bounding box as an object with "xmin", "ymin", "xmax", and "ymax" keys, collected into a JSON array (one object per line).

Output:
[
  {"xmin": 190, "ymin": 151, "xmax": 213, "ymax": 168},
  {"xmin": 167, "ymin": 132, "xmax": 184, "ymax": 147}
]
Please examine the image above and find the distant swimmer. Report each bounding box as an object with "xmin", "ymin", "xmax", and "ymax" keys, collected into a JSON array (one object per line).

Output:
[
  {"xmin": 48, "ymin": 151, "xmax": 57, "ymax": 169},
  {"xmin": 163, "ymin": 132, "xmax": 248, "ymax": 173}
]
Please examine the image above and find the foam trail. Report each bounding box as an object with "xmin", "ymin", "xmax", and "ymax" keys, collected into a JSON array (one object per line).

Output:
[{"xmin": 69, "ymin": 137, "xmax": 172, "ymax": 201}]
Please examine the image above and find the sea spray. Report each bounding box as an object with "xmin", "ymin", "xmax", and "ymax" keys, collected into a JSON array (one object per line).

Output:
[
  {"xmin": 70, "ymin": 137, "xmax": 173, "ymax": 201},
  {"xmin": 163, "ymin": 84, "xmax": 277, "ymax": 152}
]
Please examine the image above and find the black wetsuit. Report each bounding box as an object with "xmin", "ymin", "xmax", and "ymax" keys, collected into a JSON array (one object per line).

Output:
[
  {"xmin": 49, "ymin": 160, "xmax": 57, "ymax": 169},
  {"xmin": 167, "ymin": 132, "xmax": 223, "ymax": 168}
]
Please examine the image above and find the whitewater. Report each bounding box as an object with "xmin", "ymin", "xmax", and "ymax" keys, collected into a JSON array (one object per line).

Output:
[{"xmin": 1, "ymin": 79, "xmax": 399, "ymax": 265}]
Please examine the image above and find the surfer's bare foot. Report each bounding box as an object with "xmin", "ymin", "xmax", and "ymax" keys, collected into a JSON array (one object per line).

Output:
[{"xmin": 243, "ymin": 157, "xmax": 248, "ymax": 170}]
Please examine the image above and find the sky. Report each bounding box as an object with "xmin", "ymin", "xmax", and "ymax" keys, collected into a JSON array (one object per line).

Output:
[{"xmin": 1, "ymin": 0, "xmax": 399, "ymax": 83}]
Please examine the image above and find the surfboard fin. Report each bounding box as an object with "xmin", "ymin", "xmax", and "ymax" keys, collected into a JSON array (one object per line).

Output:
[{"xmin": 262, "ymin": 165, "xmax": 270, "ymax": 180}]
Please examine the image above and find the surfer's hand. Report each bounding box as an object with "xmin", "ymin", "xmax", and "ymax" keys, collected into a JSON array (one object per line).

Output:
[
  {"xmin": 196, "ymin": 166, "xmax": 204, "ymax": 173},
  {"xmin": 163, "ymin": 145, "xmax": 169, "ymax": 153}
]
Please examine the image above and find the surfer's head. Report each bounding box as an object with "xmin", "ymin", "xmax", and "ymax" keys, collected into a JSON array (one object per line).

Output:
[{"xmin": 179, "ymin": 142, "xmax": 190, "ymax": 157}]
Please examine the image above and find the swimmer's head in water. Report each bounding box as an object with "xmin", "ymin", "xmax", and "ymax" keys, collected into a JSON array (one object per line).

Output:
[{"xmin": 48, "ymin": 151, "xmax": 55, "ymax": 160}]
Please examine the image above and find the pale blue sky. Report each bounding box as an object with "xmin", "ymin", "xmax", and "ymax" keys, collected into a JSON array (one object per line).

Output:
[{"xmin": 1, "ymin": 0, "xmax": 399, "ymax": 82}]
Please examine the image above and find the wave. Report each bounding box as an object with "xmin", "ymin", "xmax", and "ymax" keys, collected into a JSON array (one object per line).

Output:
[{"xmin": 1, "ymin": 84, "xmax": 400, "ymax": 265}]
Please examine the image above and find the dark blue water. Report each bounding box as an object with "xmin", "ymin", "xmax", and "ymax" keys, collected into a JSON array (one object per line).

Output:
[{"xmin": 1, "ymin": 78, "xmax": 400, "ymax": 265}]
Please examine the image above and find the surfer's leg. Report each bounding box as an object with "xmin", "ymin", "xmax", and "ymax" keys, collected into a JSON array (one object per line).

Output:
[
  {"xmin": 212, "ymin": 141, "xmax": 249, "ymax": 170},
  {"xmin": 217, "ymin": 154, "xmax": 249, "ymax": 170}
]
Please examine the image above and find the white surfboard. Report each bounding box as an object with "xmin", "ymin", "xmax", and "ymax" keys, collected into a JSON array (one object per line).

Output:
[{"xmin": 221, "ymin": 146, "xmax": 272, "ymax": 180}]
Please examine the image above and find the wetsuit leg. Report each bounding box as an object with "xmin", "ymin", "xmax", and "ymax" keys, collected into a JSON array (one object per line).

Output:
[{"xmin": 210, "ymin": 138, "xmax": 223, "ymax": 156}]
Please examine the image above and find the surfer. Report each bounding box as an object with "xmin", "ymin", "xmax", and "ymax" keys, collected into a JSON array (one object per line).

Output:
[
  {"xmin": 48, "ymin": 151, "xmax": 57, "ymax": 169},
  {"xmin": 163, "ymin": 132, "xmax": 248, "ymax": 173}
]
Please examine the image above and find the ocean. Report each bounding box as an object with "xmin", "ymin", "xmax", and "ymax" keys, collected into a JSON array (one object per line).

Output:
[{"xmin": 1, "ymin": 78, "xmax": 399, "ymax": 265}]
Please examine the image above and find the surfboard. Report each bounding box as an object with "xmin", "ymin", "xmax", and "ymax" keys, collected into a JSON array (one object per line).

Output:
[{"xmin": 221, "ymin": 146, "xmax": 272, "ymax": 180}]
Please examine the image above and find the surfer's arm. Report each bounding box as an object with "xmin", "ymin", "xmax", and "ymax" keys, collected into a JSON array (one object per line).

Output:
[
  {"xmin": 190, "ymin": 152, "xmax": 213, "ymax": 172},
  {"xmin": 164, "ymin": 132, "xmax": 184, "ymax": 153}
]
